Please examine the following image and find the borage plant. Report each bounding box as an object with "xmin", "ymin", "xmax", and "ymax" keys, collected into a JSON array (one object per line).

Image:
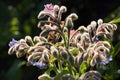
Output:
[{"xmin": 8, "ymin": 3, "xmax": 117, "ymax": 80}]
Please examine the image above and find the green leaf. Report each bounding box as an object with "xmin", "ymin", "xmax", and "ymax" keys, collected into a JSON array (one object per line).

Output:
[
  {"xmin": 79, "ymin": 61, "xmax": 88, "ymax": 74},
  {"xmin": 112, "ymin": 42, "xmax": 120, "ymax": 57},
  {"xmin": 50, "ymin": 57, "xmax": 57, "ymax": 63},
  {"xmin": 55, "ymin": 43, "xmax": 63, "ymax": 47},
  {"xmin": 109, "ymin": 17, "xmax": 120, "ymax": 23},
  {"xmin": 54, "ymin": 70, "xmax": 69, "ymax": 80},
  {"xmin": 6, "ymin": 60, "xmax": 26, "ymax": 80},
  {"xmin": 70, "ymin": 48, "xmax": 79, "ymax": 55}
]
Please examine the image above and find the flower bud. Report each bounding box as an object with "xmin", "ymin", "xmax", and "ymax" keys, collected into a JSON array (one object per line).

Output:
[
  {"xmin": 90, "ymin": 21, "xmax": 97, "ymax": 27},
  {"xmin": 65, "ymin": 18, "xmax": 73, "ymax": 30},
  {"xmin": 105, "ymin": 33, "xmax": 112, "ymax": 39},
  {"xmin": 78, "ymin": 26, "xmax": 88, "ymax": 33},
  {"xmin": 112, "ymin": 24, "xmax": 117, "ymax": 30},
  {"xmin": 16, "ymin": 50, "xmax": 25, "ymax": 58},
  {"xmin": 40, "ymin": 37, "xmax": 48, "ymax": 42},
  {"xmin": 75, "ymin": 53, "xmax": 83, "ymax": 66},
  {"xmin": 27, "ymin": 46, "xmax": 35, "ymax": 53},
  {"xmin": 8, "ymin": 47, "xmax": 15, "ymax": 55},
  {"xmin": 83, "ymin": 53, "xmax": 88, "ymax": 61},
  {"xmin": 68, "ymin": 13, "xmax": 78, "ymax": 20},
  {"xmin": 19, "ymin": 39, "xmax": 26, "ymax": 43},
  {"xmin": 97, "ymin": 19, "xmax": 103, "ymax": 25},
  {"xmin": 38, "ymin": 12, "xmax": 45, "ymax": 19},
  {"xmin": 25, "ymin": 36, "xmax": 33, "ymax": 43},
  {"xmin": 62, "ymin": 74, "xmax": 75, "ymax": 80},
  {"xmin": 59, "ymin": 6, "xmax": 67, "ymax": 13},
  {"xmin": 103, "ymin": 41, "xmax": 111, "ymax": 49},
  {"xmin": 42, "ymin": 50, "xmax": 50, "ymax": 62},
  {"xmin": 79, "ymin": 70, "xmax": 101, "ymax": 80},
  {"xmin": 90, "ymin": 52, "xmax": 98, "ymax": 67},
  {"xmin": 68, "ymin": 55, "xmax": 75, "ymax": 65},
  {"xmin": 50, "ymin": 46, "xmax": 59, "ymax": 58},
  {"xmin": 60, "ymin": 50, "xmax": 68, "ymax": 60},
  {"xmin": 33, "ymin": 36, "xmax": 40, "ymax": 42},
  {"xmin": 54, "ymin": 5, "xmax": 59, "ymax": 11}
]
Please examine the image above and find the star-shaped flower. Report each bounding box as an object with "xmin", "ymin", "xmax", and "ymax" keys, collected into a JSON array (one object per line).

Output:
[{"xmin": 8, "ymin": 38, "xmax": 20, "ymax": 47}]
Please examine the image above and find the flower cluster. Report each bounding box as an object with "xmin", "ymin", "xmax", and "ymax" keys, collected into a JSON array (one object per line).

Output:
[{"xmin": 8, "ymin": 3, "xmax": 117, "ymax": 80}]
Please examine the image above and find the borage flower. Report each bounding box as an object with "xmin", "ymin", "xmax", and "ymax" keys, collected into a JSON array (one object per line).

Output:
[
  {"xmin": 9, "ymin": 38, "xmax": 20, "ymax": 47},
  {"xmin": 38, "ymin": 3, "xmax": 56, "ymax": 20},
  {"xmin": 99, "ymin": 56, "xmax": 112, "ymax": 65},
  {"xmin": 44, "ymin": 3, "xmax": 54, "ymax": 11},
  {"xmin": 30, "ymin": 61, "xmax": 46, "ymax": 69}
]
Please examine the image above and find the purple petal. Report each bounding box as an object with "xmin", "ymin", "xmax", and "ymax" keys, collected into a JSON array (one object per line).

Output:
[
  {"xmin": 44, "ymin": 3, "xmax": 54, "ymax": 11},
  {"xmin": 9, "ymin": 38, "xmax": 20, "ymax": 47},
  {"xmin": 30, "ymin": 61, "xmax": 46, "ymax": 68}
]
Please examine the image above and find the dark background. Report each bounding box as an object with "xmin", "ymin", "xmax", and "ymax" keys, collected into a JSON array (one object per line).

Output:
[{"xmin": 0, "ymin": 0, "xmax": 120, "ymax": 80}]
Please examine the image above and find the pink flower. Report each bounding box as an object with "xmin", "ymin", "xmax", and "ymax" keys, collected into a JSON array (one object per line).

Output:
[
  {"xmin": 70, "ymin": 29, "xmax": 75, "ymax": 35},
  {"xmin": 44, "ymin": 3, "xmax": 54, "ymax": 11}
]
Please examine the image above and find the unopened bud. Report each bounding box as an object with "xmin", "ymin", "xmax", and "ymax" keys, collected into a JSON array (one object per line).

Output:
[
  {"xmin": 50, "ymin": 46, "xmax": 59, "ymax": 58},
  {"xmin": 68, "ymin": 55, "xmax": 75, "ymax": 65},
  {"xmin": 97, "ymin": 19, "xmax": 103, "ymax": 25},
  {"xmin": 59, "ymin": 6, "xmax": 67, "ymax": 13},
  {"xmin": 8, "ymin": 47, "xmax": 15, "ymax": 55},
  {"xmin": 25, "ymin": 36, "xmax": 33, "ymax": 43},
  {"xmin": 79, "ymin": 71, "xmax": 101, "ymax": 80},
  {"xmin": 38, "ymin": 12, "xmax": 45, "ymax": 19},
  {"xmin": 54, "ymin": 5, "xmax": 59, "ymax": 11},
  {"xmin": 42, "ymin": 50, "xmax": 50, "ymax": 62},
  {"xmin": 19, "ymin": 39, "xmax": 26, "ymax": 43},
  {"xmin": 68, "ymin": 13, "xmax": 78, "ymax": 20},
  {"xmin": 91, "ymin": 21, "xmax": 97, "ymax": 27},
  {"xmin": 33, "ymin": 36, "xmax": 40, "ymax": 42},
  {"xmin": 27, "ymin": 47, "xmax": 35, "ymax": 53},
  {"xmin": 16, "ymin": 51, "xmax": 25, "ymax": 58},
  {"xmin": 75, "ymin": 54, "xmax": 83, "ymax": 66},
  {"xmin": 90, "ymin": 52, "xmax": 98, "ymax": 67},
  {"xmin": 78, "ymin": 26, "xmax": 88, "ymax": 33},
  {"xmin": 60, "ymin": 50, "xmax": 68, "ymax": 60},
  {"xmin": 83, "ymin": 53, "xmax": 88, "ymax": 61},
  {"xmin": 65, "ymin": 18, "xmax": 73, "ymax": 30}
]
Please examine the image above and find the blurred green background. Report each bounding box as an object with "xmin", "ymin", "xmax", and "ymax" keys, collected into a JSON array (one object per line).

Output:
[{"xmin": 0, "ymin": 0, "xmax": 120, "ymax": 80}]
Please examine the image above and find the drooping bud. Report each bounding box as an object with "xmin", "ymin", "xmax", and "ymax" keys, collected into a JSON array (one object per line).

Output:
[
  {"xmin": 54, "ymin": 5, "xmax": 59, "ymax": 11},
  {"xmin": 8, "ymin": 47, "xmax": 15, "ymax": 55},
  {"xmin": 19, "ymin": 39, "xmax": 26, "ymax": 43},
  {"xmin": 68, "ymin": 13, "xmax": 78, "ymax": 20},
  {"xmin": 79, "ymin": 70, "xmax": 101, "ymax": 80},
  {"xmin": 75, "ymin": 53, "xmax": 83, "ymax": 66},
  {"xmin": 68, "ymin": 55, "xmax": 75, "ymax": 65},
  {"xmin": 78, "ymin": 26, "xmax": 88, "ymax": 33},
  {"xmin": 27, "ymin": 46, "xmax": 35, "ymax": 53},
  {"xmin": 50, "ymin": 46, "xmax": 59, "ymax": 58},
  {"xmin": 37, "ymin": 12, "xmax": 45, "ymax": 19},
  {"xmin": 59, "ymin": 6, "xmax": 67, "ymax": 13},
  {"xmin": 33, "ymin": 36, "xmax": 40, "ymax": 42},
  {"xmin": 42, "ymin": 50, "xmax": 50, "ymax": 62},
  {"xmin": 25, "ymin": 36, "xmax": 33, "ymax": 43},
  {"xmin": 60, "ymin": 50, "xmax": 68, "ymax": 60},
  {"xmin": 90, "ymin": 52, "xmax": 98, "ymax": 67}
]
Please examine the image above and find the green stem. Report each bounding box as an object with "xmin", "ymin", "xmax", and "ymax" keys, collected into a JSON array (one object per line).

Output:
[
  {"xmin": 67, "ymin": 29, "xmax": 70, "ymax": 49},
  {"xmin": 58, "ymin": 59, "xmax": 63, "ymax": 71}
]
